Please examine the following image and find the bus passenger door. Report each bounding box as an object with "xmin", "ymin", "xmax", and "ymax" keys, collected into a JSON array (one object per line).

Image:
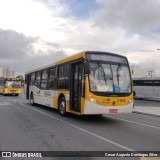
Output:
[{"xmin": 70, "ymin": 62, "xmax": 84, "ymax": 113}]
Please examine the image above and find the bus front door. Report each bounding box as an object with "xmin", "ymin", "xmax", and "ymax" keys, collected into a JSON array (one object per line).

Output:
[{"xmin": 70, "ymin": 62, "xmax": 84, "ymax": 113}]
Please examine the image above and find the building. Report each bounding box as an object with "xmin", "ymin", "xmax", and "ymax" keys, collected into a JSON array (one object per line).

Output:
[
  {"xmin": 3, "ymin": 67, "xmax": 9, "ymax": 78},
  {"xmin": 9, "ymin": 71, "xmax": 15, "ymax": 78},
  {"xmin": 130, "ymin": 64, "xmax": 155, "ymax": 78},
  {"xmin": 0, "ymin": 67, "xmax": 15, "ymax": 78},
  {"xmin": 0, "ymin": 67, "xmax": 3, "ymax": 77}
]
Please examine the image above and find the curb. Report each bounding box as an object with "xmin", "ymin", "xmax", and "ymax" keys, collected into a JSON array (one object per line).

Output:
[{"xmin": 132, "ymin": 111, "xmax": 160, "ymax": 118}]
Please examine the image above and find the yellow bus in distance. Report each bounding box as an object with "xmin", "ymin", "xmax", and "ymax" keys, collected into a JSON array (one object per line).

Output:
[
  {"xmin": 0, "ymin": 77, "xmax": 22, "ymax": 96},
  {"xmin": 25, "ymin": 51, "xmax": 133, "ymax": 116}
]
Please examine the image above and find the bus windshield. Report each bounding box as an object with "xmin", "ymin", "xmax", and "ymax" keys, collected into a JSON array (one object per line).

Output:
[
  {"xmin": 89, "ymin": 62, "xmax": 131, "ymax": 93},
  {"xmin": 5, "ymin": 81, "xmax": 21, "ymax": 88}
]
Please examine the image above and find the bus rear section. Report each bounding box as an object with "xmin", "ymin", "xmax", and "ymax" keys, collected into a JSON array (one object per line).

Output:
[{"xmin": 0, "ymin": 78, "xmax": 22, "ymax": 96}]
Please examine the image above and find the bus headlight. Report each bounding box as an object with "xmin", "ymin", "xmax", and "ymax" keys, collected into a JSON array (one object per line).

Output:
[
  {"xmin": 127, "ymin": 99, "xmax": 133, "ymax": 104},
  {"xmin": 90, "ymin": 95, "xmax": 99, "ymax": 104}
]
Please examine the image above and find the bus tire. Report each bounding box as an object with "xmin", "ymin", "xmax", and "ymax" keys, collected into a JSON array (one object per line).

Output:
[
  {"xmin": 30, "ymin": 93, "xmax": 35, "ymax": 106},
  {"xmin": 59, "ymin": 97, "xmax": 67, "ymax": 116},
  {"xmin": 15, "ymin": 94, "xmax": 19, "ymax": 96}
]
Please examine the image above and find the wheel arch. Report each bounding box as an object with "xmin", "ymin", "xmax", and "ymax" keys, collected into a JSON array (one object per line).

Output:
[
  {"xmin": 58, "ymin": 93, "xmax": 67, "ymax": 116},
  {"xmin": 30, "ymin": 91, "xmax": 33, "ymax": 98}
]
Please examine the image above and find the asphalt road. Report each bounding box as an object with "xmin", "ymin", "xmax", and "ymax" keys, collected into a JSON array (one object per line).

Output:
[{"xmin": 0, "ymin": 93, "xmax": 160, "ymax": 160}]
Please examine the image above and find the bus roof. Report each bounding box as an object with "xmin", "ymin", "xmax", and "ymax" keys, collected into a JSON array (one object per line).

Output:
[
  {"xmin": 55, "ymin": 51, "xmax": 126, "ymax": 65},
  {"xmin": 25, "ymin": 51, "xmax": 127, "ymax": 75},
  {"xmin": 55, "ymin": 51, "xmax": 85, "ymax": 65},
  {"xmin": 25, "ymin": 51, "xmax": 85, "ymax": 75}
]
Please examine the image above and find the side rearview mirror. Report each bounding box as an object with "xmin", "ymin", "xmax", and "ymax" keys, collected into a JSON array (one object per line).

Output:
[{"xmin": 133, "ymin": 90, "xmax": 136, "ymax": 97}]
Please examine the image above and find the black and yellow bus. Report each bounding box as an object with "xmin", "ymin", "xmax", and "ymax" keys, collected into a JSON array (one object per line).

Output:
[{"xmin": 25, "ymin": 51, "xmax": 133, "ymax": 116}]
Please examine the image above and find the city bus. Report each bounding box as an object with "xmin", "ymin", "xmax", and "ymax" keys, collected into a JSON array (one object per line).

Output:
[
  {"xmin": 133, "ymin": 78, "xmax": 160, "ymax": 100},
  {"xmin": 25, "ymin": 51, "xmax": 133, "ymax": 116},
  {"xmin": 0, "ymin": 77, "xmax": 22, "ymax": 96}
]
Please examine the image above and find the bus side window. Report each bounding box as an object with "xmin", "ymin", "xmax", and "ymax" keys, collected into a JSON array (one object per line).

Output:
[
  {"xmin": 48, "ymin": 67, "xmax": 57, "ymax": 89},
  {"xmin": 30, "ymin": 73, "xmax": 35, "ymax": 85},
  {"xmin": 35, "ymin": 71, "xmax": 41, "ymax": 88},
  {"xmin": 58, "ymin": 64, "xmax": 69, "ymax": 89},
  {"xmin": 154, "ymin": 80, "xmax": 160, "ymax": 86},
  {"xmin": 41, "ymin": 69, "xmax": 48, "ymax": 89},
  {"xmin": 133, "ymin": 80, "xmax": 142, "ymax": 86}
]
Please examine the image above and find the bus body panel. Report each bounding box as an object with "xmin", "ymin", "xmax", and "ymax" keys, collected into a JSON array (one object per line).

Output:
[
  {"xmin": 134, "ymin": 86, "xmax": 160, "ymax": 100},
  {"xmin": 83, "ymin": 100, "xmax": 133, "ymax": 114},
  {"xmin": 2, "ymin": 88, "xmax": 21, "ymax": 95},
  {"xmin": 29, "ymin": 85, "xmax": 55, "ymax": 108}
]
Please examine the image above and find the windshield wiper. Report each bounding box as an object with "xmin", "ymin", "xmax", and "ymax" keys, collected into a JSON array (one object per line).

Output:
[
  {"xmin": 98, "ymin": 63, "xmax": 107, "ymax": 84},
  {"xmin": 117, "ymin": 64, "xmax": 121, "ymax": 85}
]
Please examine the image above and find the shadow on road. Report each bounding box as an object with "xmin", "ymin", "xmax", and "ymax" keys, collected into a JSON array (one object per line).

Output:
[{"xmin": 25, "ymin": 103, "xmax": 122, "ymax": 126}]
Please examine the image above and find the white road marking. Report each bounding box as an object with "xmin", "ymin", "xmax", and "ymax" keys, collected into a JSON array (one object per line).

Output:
[
  {"xmin": 18, "ymin": 103, "xmax": 133, "ymax": 151},
  {"xmin": 105, "ymin": 115, "xmax": 160, "ymax": 130}
]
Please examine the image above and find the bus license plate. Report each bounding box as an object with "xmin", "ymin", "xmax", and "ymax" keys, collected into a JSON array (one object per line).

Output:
[{"xmin": 109, "ymin": 109, "xmax": 118, "ymax": 113}]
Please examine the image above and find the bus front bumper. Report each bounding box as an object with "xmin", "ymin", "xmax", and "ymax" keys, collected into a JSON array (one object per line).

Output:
[
  {"xmin": 83, "ymin": 100, "xmax": 133, "ymax": 115},
  {"xmin": 3, "ymin": 90, "xmax": 21, "ymax": 94}
]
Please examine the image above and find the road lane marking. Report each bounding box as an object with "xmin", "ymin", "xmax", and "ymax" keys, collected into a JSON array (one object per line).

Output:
[
  {"xmin": 18, "ymin": 103, "xmax": 133, "ymax": 151},
  {"xmin": 105, "ymin": 115, "xmax": 160, "ymax": 130}
]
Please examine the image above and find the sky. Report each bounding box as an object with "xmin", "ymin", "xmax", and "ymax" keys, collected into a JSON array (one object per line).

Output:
[{"xmin": 0, "ymin": 0, "xmax": 160, "ymax": 76}]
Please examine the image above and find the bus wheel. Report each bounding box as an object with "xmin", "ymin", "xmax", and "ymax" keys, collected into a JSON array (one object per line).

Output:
[
  {"xmin": 15, "ymin": 94, "xmax": 19, "ymax": 96},
  {"xmin": 30, "ymin": 94, "xmax": 35, "ymax": 106},
  {"xmin": 59, "ymin": 97, "xmax": 66, "ymax": 116}
]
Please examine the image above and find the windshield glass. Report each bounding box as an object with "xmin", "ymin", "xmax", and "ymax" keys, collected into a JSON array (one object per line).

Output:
[
  {"xmin": 5, "ymin": 81, "xmax": 21, "ymax": 88},
  {"xmin": 89, "ymin": 62, "xmax": 131, "ymax": 93}
]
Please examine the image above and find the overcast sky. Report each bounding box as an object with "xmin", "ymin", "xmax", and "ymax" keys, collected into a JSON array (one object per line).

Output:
[{"xmin": 0, "ymin": 0, "xmax": 160, "ymax": 76}]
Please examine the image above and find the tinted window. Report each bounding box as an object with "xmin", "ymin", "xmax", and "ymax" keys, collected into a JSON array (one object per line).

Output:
[
  {"xmin": 35, "ymin": 71, "xmax": 41, "ymax": 87},
  {"xmin": 144, "ymin": 81, "xmax": 153, "ymax": 85},
  {"xmin": 133, "ymin": 80, "xmax": 160, "ymax": 86},
  {"xmin": 154, "ymin": 81, "xmax": 160, "ymax": 86},
  {"xmin": 30, "ymin": 73, "xmax": 35, "ymax": 85},
  {"xmin": 58, "ymin": 64, "xmax": 69, "ymax": 89},
  {"xmin": 48, "ymin": 67, "xmax": 57, "ymax": 89},
  {"xmin": 41, "ymin": 69, "xmax": 48, "ymax": 89}
]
